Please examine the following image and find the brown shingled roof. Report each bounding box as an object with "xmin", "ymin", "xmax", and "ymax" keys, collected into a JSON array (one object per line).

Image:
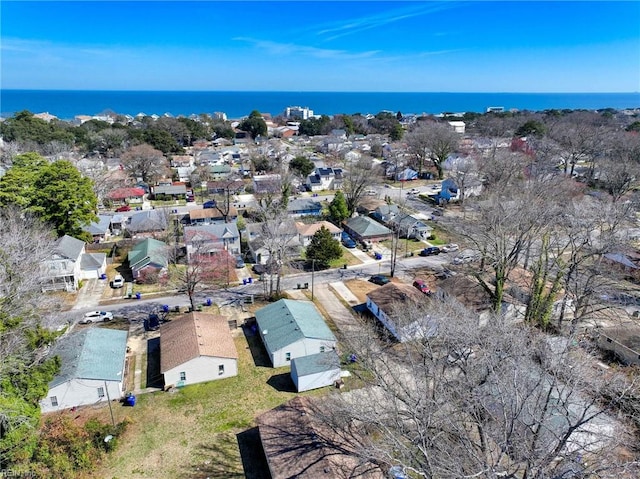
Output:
[
  {"xmin": 189, "ymin": 206, "xmax": 238, "ymax": 220},
  {"xmin": 366, "ymin": 282, "xmax": 425, "ymax": 313},
  {"xmin": 160, "ymin": 312, "xmax": 238, "ymax": 374},
  {"xmin": 258, "ymin": 396, "xmax": 383, "ymax": 479}
]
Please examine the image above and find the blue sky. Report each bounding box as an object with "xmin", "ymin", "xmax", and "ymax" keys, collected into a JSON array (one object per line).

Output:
[{"xmin": 1, "ymin": 1, "xmax": 639, "ymax": 92}]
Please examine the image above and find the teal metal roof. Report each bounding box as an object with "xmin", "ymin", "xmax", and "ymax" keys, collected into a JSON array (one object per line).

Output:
[
  {"xmin": 292, "ymin": 351, "xmax": 340, "ymax": 377},
  {"xmin": 49, "ymin": 328, "xmax": 128, "ymax": 388},
  {"xmin": 255, "ymin": 299, "xmax": 336, "ymax": 352},
  {"xmin": 128, "ymin": 238, "xmax": 168, "ymax": 269}
]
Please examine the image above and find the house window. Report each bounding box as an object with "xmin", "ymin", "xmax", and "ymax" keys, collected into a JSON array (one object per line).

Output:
[
  {"xmin": 179, "ymin": 372, "xmax": 186, "ymax": 381},
  {"xmin": 285, "ymin": 352, "xmax": 291, "ymax": 362},
  {"xmin": 606, "ymin": 338, "xmax": 612, "ymax": 343},
  {"xmin": 218, "ymin": 364, "xmax": 225, "ymax": 375},
  {"xmin": 97, "ymin": 387, "xmax": 105, "ymax": 398},
  {"xmin": 320, "ymin": 346, "xmax": 326, "ymax": 353},
  {"xmin": 50, "ymin": 396, "xmax": 58, "ymax": 407}
]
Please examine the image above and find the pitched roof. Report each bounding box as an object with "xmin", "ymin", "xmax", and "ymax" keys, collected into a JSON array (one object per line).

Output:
[
  {"xmin": 366, "ymin": 282, "xmax": 426, "ymax": 313},
  {"xmin": 291, "ymin": 350, "xmax": 340, "ymax": 377},
  {"xmin": 161, "ymin": 313, "xmax": 238, "ymax": 373},
  {"xmin": 54, "ymin": 235, "xmax": 85, "ymax": 261},
  {"xmin": 84, "ymin": 215, "xmax": 112, "ymax": 235},
  {"xmin": 184, "ymin": 223, "xmax": 239, "ymax": 243},
  {"xmin": 49, "ymin": 328, "xmax": 128, "ymax": 388},
  {"xmin": 255, "ymin": 299, "xmax": 336, "ymax": 352},
  {"xmin": 108, "ymin": 187, "xmax": 145, "ymax": 200},
  {"xmin": 258, "ymin": 396, "xmax": 383, "ymax": 479},
  {"xmin": 127, "ymin": 238, "xmax": 168, "ymax": 269},
  {"xmin": 152, "ymin": 184, "xmax": 187, "ymax": 195},
  {"xmin": 128, "ymin": 210, "xmax": 169, "ymax": 232},
  {"xmin": 80, "ymin": 252, "xmax": 106, "ymax": 270},
  {"xmin": 286, "ymin": 198, "xmax": 322, "ymax": 212},
  {"xmin": 295, "ymin": 221, "xmax": 342, "ymax": 237},
  {"xmin": 189, "ymin": 206, "xmax": 238, "ymax": 220},
  {"xmin": 344, "ymin": 216, "xmax": 392, "ymax": 237}
]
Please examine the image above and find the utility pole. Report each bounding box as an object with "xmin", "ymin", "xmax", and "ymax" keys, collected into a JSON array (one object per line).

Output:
[
  {"xmin": 311, "ymin": 259, "xmax": 315, "ymax": 301},
  {"xmin": 104, "ymin": 380, "xmax": 115, "ymax": 428}
]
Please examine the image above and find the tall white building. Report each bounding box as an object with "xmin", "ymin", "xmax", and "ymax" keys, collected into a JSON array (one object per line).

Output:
[{"xmin": 284, "ymin": 106, "xmax": 314, "ymax": 120}]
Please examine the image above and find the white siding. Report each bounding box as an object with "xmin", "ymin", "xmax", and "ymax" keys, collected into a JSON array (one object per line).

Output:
[
  {"xmin": 269, "ymin": 338, "xmax": 337, "ymax": 368},
  {"xmin": 291, "ymin": 367, "xmax": 341, "ymax": 392},
  {"xmin": 40, "ymin": 378, "xmax": 123, "ymax": 413},
  {"xmin": 163, "ymin": 356, "xmax": 238, "ymax": 387}
]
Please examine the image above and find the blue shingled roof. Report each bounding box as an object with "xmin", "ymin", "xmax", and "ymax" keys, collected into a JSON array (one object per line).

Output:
[
  {"xmin": 49, "ymin": 328, "xmax": 128, "ymax": 388},
  {"xmin": 255, "ymin": 299, "xmax": 336, "ymax": 352}
]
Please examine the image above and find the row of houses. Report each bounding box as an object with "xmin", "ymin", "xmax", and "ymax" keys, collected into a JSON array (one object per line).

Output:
[{"xmin": 41, "ymin": 298, "xmax": 341, "ymax": 413}]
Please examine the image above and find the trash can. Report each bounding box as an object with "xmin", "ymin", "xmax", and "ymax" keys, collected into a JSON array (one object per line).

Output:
[
  {"xmin": 375, "ymin": 252, "xmax": 382, "ymax": 260},
  {"xmin": 343, "ymin": 264, "xmax": 347, "ymax": 269},
  {"xmin": 100, "ymin": 273, "xmax": 107, "ymax": 280},
  {"xmin": 243, "ymin": 278, "xmax": 247, "ymax": 285},
  {"xmin": 135, "ymin": 292, "xmax": 141, "ymax": 300},
  {"xmin": 162, "ymin": 304, "xmax": 169, "ymax": 312},
  {"xmin": 206, "ymin": 298, "xmax": 212, "ymax": 306},
  {"xmin": 126, "ymin": 393, "xmax": 136, "ymax": 407},
  {"xmin": 248, "ymin": 277, "xmax": 253, "ymax": 284}
]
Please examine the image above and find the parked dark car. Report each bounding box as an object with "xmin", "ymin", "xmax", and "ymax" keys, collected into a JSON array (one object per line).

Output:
[
  {"xmin": 419, "ymin": 246, "xmax": 441, "ymax": 256},
  {"xmin": 235, "ymin": 255, "xmax": 245, "ymax": 268},
  {"xmin": 369, "ymin": 275, "xmax": 390, "ymax": 285},
  {"xmin": 252, "ymin": 264, "xmax": 267, "ymax": 275},
  {"xmin": 203, "ymin": 200, "xmax": 217, "ymax": 209},
  {"xmin": 341, "ymin": 232, "xmax": 357, "ymax": 248}
]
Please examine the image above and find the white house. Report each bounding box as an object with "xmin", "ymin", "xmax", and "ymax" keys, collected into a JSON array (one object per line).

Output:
[
  {"xmin": 40, "ymin": 328, "xmax": 128, "ymax": 413},
  {"xmin": 255, "ymin": 299, "xmax": 338, "ymax": 368},
  {"xmin": 366, "ymin": 282, "xmax": 437, "ymax": 342},
  {"xmin": 306, "ymin": 167, "xmax": 343, "ymax": 192},
  {"xmin": 184, "ymin": 223, "xmax": 241, "ymax": 257},
  {"xmin": 448, "ymin": 121, "xmax": 466, "ymax": 134},
  {"xmin": 295, "ymin": 221, "xmax": 342, "ymax": 247},
  {"xmin": 41, "ymin": 235, "xmax": 107, "ymax": 291},
  {"xmin": 291, "ymin": 351, "xmax": 341, "ymax": 392},
  {"xmin": 161, "ymin": 312, "xmax": 238, "ymax": 387},
  {"xmin": 245, "ymin": 219, "xmax": 301, "ymax": 265}
]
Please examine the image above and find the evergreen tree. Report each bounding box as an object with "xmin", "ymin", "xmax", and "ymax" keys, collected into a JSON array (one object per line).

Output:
[
  {"xmin": 328, "ymin": 190, "xmax": 349, "ymax": 224},
  {"xmin": 305, "ymin": 226, "xmax": 343, "ymax": 269}
]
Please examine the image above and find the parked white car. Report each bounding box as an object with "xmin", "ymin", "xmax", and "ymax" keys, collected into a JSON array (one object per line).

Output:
[
  {"xmin": 112, "ymin": 274, "xmax": 125, "ymax": 288},
  {"xmin": 441, "ymin": 243, "xmax": 459, "ymax": 253},
  {"xmin": 452, "ymin": 250, "xmax": 480, "ymax": 265},
  {"xmin": 80, "ymin": 311, "xmax": 114, "ymax": 324}
]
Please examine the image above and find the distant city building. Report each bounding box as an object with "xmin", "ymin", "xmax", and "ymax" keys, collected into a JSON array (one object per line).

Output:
[
  {"xmin": 213, "ymin": 112, "xmax": 227, "ymax": 121},
  {"xmin": 486, "ymin": 106, "xmax": 505, "ymax": 113},
  {"xmin": 284, "ymin": 106, "xmax": 314, "ymax": 120}
]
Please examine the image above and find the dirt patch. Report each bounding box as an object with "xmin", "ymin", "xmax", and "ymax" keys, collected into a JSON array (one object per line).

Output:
[{"xmin": 343, "ymin": 278, "xmax": 380, "ymax": 303}]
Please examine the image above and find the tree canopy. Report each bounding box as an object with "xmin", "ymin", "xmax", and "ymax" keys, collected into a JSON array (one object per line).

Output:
[
  {"xmin": 305, "ymin": 226, "xmax": 343, "ymax": 269},
  {"xmin": 328, "ymin": 190, "xmax": 349, "ymax": 224},
  {"xmin": 289, "ymin": 156, "xmax": 315, "ymax": 178},
  {"xmin": 0, "ymin": 154, "xmax": 97, "ymax": 240},
  {"xmin": 238, "ymin": 110, "xmax": 267, "ymax": 139}
]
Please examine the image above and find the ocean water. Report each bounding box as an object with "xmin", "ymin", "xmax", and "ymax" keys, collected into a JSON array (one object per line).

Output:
[{"xmin": 1, "ymin": 90, "xmax": 639, "ymax": 121}]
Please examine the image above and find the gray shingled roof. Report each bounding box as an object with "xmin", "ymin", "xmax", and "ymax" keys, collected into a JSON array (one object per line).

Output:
[
  {"xmin": 344, "ymin": 216, "xmax": 392, "ymax": 237},
  {"xmin": 291, "ymin": 351, "xmax": 340, "ymax": 377},
  {"xmin": 84, "ymin": 215, "xmax": 112, "ymax": 236},
  {"xmin": 54, "ymin": 235, "xmax": 85, "ymax": 261}
]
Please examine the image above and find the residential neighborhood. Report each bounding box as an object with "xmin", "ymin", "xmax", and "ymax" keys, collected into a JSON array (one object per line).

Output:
[{"xmin": 2, "ymin": 104, "xmax": 640, "ymax": 478}]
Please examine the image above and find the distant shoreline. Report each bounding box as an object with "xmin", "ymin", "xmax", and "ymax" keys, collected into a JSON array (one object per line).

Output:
[{"xmin": 2, "ymin": 90, "xmax": 639, "ymax": 121}]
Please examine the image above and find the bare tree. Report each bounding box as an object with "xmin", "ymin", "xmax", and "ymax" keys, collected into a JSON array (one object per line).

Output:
[
  {"xmin": 405, "ymin": 122, "xmax": 460, "ymax": 179},
  {"xmin": 597, "ymin": 131, "xmax": 640, "ymax": 203},
  {"xmin": 318, "ymin": 298, "xmax": 639, "ymax": 479},
  {"xmin": 120, "ymin": 143, "xmax": 168, "ymax": 184},
  {"xmin": 342, "ymin": 156, "xmax": 379, "ymax": 215}
]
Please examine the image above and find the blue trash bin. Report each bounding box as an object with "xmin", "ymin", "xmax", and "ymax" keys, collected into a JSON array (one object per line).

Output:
[
  {"xmin": 206, "ymin": 298, "xmax": 212, "ymax": 306},
  {"xmin": 126, "ymin": 394, "xmax": 136, "ymax": 407},
  {"xmin": 248, "ymin": 277, "xmax": 253, "ymax": 284},
  {"xmin": 162, "ymin": 304, "xmax": 169, "ymax": 312},
  {"xmin": 135, "ymin": 292, "xmax": 141, "ymax": 300},
  {"xmin": 243, "ymin": 278, "xmax": 247, "ymax": 285}
]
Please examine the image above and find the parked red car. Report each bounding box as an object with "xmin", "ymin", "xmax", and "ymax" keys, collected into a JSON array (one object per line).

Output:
[
  {"xmin": 115, "ymin": 205, "xmax": 131, "ymax": 212},
  {"xmin": 412, "ymin": 279, "xmax": 431, "ymax": 295}
]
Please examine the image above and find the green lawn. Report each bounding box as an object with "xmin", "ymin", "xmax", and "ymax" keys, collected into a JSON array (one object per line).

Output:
[{"xmin": 95, "ymin": 329, "xmax": 330, "ymax": 478}]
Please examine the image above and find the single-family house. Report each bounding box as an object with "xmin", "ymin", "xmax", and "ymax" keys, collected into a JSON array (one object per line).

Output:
[
  {"xmin": 253, "ymin": 174, "xmax": 282, "ymax": 194},
  {"xmin": 295, "ymin": 221, "xmax": 342, "ymax": 247},
  {"xmin": 343, "ymin": 216, "xmax": 393, "ymax": 245},
  {"xmin": 286, "ymin": 198, "xmax": 323, "ymax": 217},
  {"xmin": 110, "ymin": 214, "xmax": 127, "ymax": 236},
  {"xmin": 208, "ymin": 164, "xmax": 232, "ymax": 179},
  {"xmin": 448, "ymin": 121, "xmax": 466, "ymax": 134},
  {"xmin": 184, "ymin": 223, "xmax": 241, "ymax": 257},
  {"xmin": 84, "ymin": 214, "xmax": 113, "ymax": 243},
  {"xmin": 597, "ymin": 324, "xmax": 640, "ymax": 365},
  {"xmin": 127, "ymin": 209, "xmax": 169, "ymax": 236},
  {"xmin": 366, "ymin": 282, "xmax": 437, "ymax": 342},
  {"xmin": 258, "ymin": 396, "xmax": 383, "ymax": 479},
  {"xmin": 188, "ymin": 206, "xmax": 238, "ymax": 225},
  {"xmin": 290, "ymin": 351, "xmax": 341, "ymax": 392},
  {"xmin": 107, "ymin": 187, "xmax": 145, "ymax": 205},
  {"xmin": 305, "ymin": 167, "xmax": 344, "ymax": 192},
  {"xmin": 388, "ymin": 214, "xmax": 433, "ymax": 240},
  {"xmin": 161, "ymin": 312, "xmax": 238, "ymax": 387},
  {"xmin": 40, "ymin": 328, "xmax": 128, "ymax": 413},
  {"xmin": 151, "ymin": 184, "xmax": 188, "ymax": 200},
  {"xmin": 42, "ymin": 235, "xmax": 107, "ymax": 291},
  {"xmin": 127, "ymin": 238, "xmax": 169, "ymax": 281},
  {"xmin": 174, "ymin": 166, "xmax": 196, "ymax": 182},
  {"xmin": 396, "ymin": 167, "xmax": 418, "ymax": 182},
  {"xmin": 371, "ymin": 204, "xmax": 400, "ymax": 224},
  {"xmin": 245, "ymin": 219, "xmax": 302, "ymax": 265},
  {"xmin": 255, "ymin": 299, "xmax": 337, "ymax": 367}
]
